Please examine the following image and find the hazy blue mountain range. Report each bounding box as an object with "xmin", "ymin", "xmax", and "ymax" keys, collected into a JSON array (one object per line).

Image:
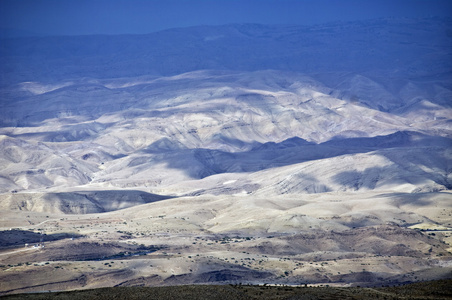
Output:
[{"xmin": 1, "ymin": 18, "xmax": 451, "ymax": 84}]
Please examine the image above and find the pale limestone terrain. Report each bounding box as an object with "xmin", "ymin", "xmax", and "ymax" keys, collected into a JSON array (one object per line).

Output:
[{"xmin": 0, "ymin": 19, "xmax": 452, "ymax": 295}]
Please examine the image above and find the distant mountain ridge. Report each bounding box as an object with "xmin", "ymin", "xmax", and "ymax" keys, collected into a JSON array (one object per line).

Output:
[{"xmin": 1, "ymin": 18, "xmax": 451, "ymax": 87}]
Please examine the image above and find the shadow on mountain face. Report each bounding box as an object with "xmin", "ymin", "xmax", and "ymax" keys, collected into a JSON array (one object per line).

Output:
[
  {"xmin": 324, "ymin": 131, "xmax": 452, "ymax": 149},
  {"xmin": 332, "ymin": 167, "xmax": 393, "ymax": 191},
  {"xmin": 6, "ymin": 122, "xmax": 117, "ymax": 142},
  {"xmin": 42, "ymin": 190, "xmax": 174, "ymax": 214},
  {"xmin": 376, "ymin": 192, "xmax": 447, "ymax": 208},
  {"xmin": 149, "ymin": 131, "xmax": 452, "ymax": 182},
  {"xmin": 274, "ymin": 172, "xmax": 332, "ymax": 194},
  {"xmin": 295, "ymin": 173, "xmax": 333, "ymax": 193},
  {"xmin": 331, "ymin": 150, "xmax": 452, "ymax": 192},
  {"xmin": 164, "ymin": 268, "xmax": 273, "ymax": 286},
  {"xmin": 0, "ymin": 229, "xmax": 83, "ymax": 249},
  {"xmin": 332, "ymin": 167, "xmax": 413, "ymax": 192},
  {"xmin": 381, "ymin": 149, "xmax": 452, "ymax": 190}
]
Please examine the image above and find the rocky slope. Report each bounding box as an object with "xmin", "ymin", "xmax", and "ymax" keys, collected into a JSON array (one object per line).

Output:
[{"xmin": 0, "ymin": 18, "xmax": 451, "ymax": 293}]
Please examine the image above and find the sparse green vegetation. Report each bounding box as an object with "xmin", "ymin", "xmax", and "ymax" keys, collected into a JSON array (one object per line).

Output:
[{"xmin": 2, "ymin": 280, "xmax": 452, "ymax": 299}]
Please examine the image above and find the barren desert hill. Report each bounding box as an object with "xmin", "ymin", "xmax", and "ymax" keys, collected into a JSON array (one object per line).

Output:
[
  {"xmin": 0, "ymin": 18, "xmax": 451, "ymax": 294},
  {"xmin": 0, "ymin": 68, "xmax": 451, "ymax": 194}
]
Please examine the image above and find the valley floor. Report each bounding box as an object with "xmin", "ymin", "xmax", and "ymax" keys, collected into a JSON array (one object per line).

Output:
[{"xmin": 0, "ymin": 191, "xmax": 451, "ymax": 296}]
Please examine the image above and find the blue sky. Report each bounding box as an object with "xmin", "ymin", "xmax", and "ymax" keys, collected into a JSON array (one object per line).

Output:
[{"xmin": 1, "ymin": 0, "xmax": 451, "ymax": 36}]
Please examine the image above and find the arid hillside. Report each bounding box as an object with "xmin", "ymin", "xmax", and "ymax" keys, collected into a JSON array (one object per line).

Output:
[{"xmin": 0, "ymin": 18, "xmax": 451, "ymax": 295}]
